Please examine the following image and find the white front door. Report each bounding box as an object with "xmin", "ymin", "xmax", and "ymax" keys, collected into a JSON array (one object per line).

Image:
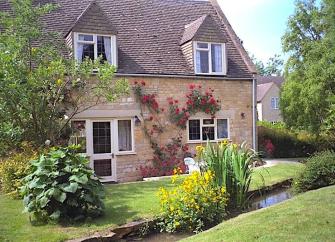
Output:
[{"xmin": 88, "ymin": 120, "xmax": 116, "ymax": 182}]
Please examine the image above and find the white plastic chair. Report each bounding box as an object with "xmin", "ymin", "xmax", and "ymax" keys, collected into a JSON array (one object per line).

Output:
[{"xmin": 184, "ymin": 157, "xmax": 201, "ymax": 173}]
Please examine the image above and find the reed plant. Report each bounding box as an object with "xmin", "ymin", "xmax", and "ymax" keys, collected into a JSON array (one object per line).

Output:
[{"xmin": 197, "ymin": 141, "xmax": 259, "ymax": 209}]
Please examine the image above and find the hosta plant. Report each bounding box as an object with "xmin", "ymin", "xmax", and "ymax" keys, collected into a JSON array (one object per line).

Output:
[{"xmin": 21, "ymin": 145, "xmax": 105, "ymax": 223}]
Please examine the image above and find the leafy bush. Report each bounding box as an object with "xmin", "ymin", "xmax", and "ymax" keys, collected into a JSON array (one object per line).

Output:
[
  {"xmin": 199, "ymin": 141, "xmax": 258, "ymax": 209},
  {"xmin": 0, "ymin": 143, "xmax": 37, "ymax": 198},
  {"xmin": 258, "ymin": 122, "xmax": 335, "ymax": 158},
  {"xmin": 21, "ymin": 146, "xmax": 105, "ymax": 223},
  {"xmin": 258, "ymin": 126, "xmax": 316, "ymax": 158},
  {"xmin": 158, "ymin": 171, "xmax": 227, "ymax": 233},
  {"xmin": 293, "ymin": 150, "xmax": 335, "ymax": 193},
  {"xmin": 0, "ymin": 122, "xmax": 23, "ymax": 156}
]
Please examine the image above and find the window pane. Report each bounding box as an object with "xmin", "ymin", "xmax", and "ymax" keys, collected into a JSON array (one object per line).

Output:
[
  {"xmin": 189, "ymin": 120, "xmax": 200, "ymax": 140},
  {"xmin": 197, "ymin": 42, "xmax": 208, "ymax": 49},
  {"xmin": 80, "ymin": 43, "xmax": 94, "ymax": 61},
  {"xmin": 94, "ymin": 159, "xmax": 112, "ymax": 177},
  {"xmin": 203, "ymin": 119, "xmax": 214, "ymax": 125},
  {"xmin": 271, "ymin": 98, "xmax": 276, "ymax": 109},
  {"xmin": 97, "ymin": 36, "xmax": 107, "ymax": 62},
  {"xmin": 211, "ymin": 44, "xmax": 223, "ymax": 72},
  {"xmin": 78, "ymin": 34, "xmax": 93, "ymax": 41},
  {"xmin": 118, "ymin": 120, "xmax": 132, "ymax": 152},
  {"xmin": 93, "ymin": 122, "xmax": 111, "ymax": 154},
  {"xmin": 202, "ymin": 127, "xmax": 215, "ymax": 140},
  {"xmin": 217, "ymin": 119, "xmax": 228, "ymax": 139},
  {"xmin": 196, "ymin": 50, "xmax": 209, "ymax": 73},
  {"xmin": 69, "ymin": 121, "xmax": 86, "ymax": 153}
]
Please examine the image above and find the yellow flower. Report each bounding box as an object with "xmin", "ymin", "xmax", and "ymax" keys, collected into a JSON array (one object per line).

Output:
[
  {"xmin": 232, "ymin": 143, "xmax": 238, "ymax": 149},
  {"xmin": 220, "ymin": 139, "xmax": 229, "ymax": 147},
  {"xmin": 196, "ymin": 145, "xmax": 204, "ymax": 155},
  {"xmin": 56, "ymin": 79, "xmax": 63, "ymax": 86}
]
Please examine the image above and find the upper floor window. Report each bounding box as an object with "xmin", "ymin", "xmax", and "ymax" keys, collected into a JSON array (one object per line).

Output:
[
  {"xmin": 74, "ymin": 33, "xmax": 117, "ymax": 66},
  {"xmin": 194, "ymin": 42, "xmax": 226, "ymax": 75},
  {"xmin": 271, "ymin": 97, "xmax": 280, "ymax": 109}
]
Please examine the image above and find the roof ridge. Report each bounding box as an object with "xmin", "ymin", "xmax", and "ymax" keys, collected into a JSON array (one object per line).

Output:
[{"xmin": 209, "ymin": 0, "xmax": 257, "ymax": 75}]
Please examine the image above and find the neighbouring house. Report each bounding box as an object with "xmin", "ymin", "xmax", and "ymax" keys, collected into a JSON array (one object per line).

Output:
[
  {"xmin": 257, "ymin": 76, "xmax": 284, "ymax": 123},
  {"xmin": 3, "ymin": 0, "xmax": 257, "ymax": 182}
]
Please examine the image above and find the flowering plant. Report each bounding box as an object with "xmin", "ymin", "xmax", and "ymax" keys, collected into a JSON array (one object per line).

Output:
[
  {"xmin": 158, "ymin": 171, "xmax": 227, "ymax": 233},
  {"xmin": 168, "ymin": 84, "xmax": 221, "ymax": 128}
]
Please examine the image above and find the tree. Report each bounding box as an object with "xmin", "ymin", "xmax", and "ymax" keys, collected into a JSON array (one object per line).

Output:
[
  {"xmin": 250, "ymin": 54, "xmax": 284, "ymax": 76},
  {"xmin": 281, "ymin": 0, "xmax": 335, "ymax": 135},
  {"xmin": 0, "ymin": 0, "xmax": 129, "ymax": 149}
]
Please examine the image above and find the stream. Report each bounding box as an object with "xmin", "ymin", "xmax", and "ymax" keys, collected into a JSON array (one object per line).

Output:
[{"xmin": 125, "ymin": 187, "xmax": 293, "ymax": 242}]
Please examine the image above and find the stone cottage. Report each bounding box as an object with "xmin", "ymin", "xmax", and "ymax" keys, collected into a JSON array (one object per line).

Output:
[{"xmin": 13, "ymin": 0, "xmax": 258, "ymax": 182}]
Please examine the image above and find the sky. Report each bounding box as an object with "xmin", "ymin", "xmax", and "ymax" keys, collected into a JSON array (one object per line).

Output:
[{"xmin": 218, "ymin": 0, "xmax": 296, "ymax": 63}]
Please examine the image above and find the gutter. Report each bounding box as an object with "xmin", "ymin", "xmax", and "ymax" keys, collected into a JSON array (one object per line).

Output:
[
  {"xmin": 115, "ymin": 73, "xmax": 253, "ymax": 81},
  {"xmin": 252, "ymin": 74, "xmax": 257, "ymax": 151}
]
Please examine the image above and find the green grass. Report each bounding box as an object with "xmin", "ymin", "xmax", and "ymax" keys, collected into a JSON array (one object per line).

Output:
[
  {"xmin": 0, "ymin": 163, "xmax": 304, "ymax": 242},
  {"xmin": 183, "ymin": 185, "xmax": 335, "ymax": 242}
]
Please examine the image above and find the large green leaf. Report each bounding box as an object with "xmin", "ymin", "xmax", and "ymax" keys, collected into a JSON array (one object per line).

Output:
[
  {"xmin": 70, "ymin": 174, "xmax": 88, "ymax": 184},
  {"xmin": 63, "ymin": 182, "xmax": 78, "ymax": 193},
  {"xmin": 49, "ymin": 210, "xmax": 60, "ymax": 220}
]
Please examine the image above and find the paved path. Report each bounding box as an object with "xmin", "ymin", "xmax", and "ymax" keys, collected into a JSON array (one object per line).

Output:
[{"xmin": 263, "ymin": 158, "xmax": 306, "ymax": 167}]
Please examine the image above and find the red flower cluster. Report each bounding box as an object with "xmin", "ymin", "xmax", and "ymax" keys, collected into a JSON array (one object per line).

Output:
[
  {"xmin": 264, "ymin": 139, "xmax": 275, "ymax": 157},
  {"xmin": 168, "ymin": 85, "xmax": 221, "ymax": 129}
]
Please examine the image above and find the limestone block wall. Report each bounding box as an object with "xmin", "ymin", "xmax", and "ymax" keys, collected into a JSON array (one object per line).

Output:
[{"xmin": 77, "ymin": 76, "xmax": 253, "ymax": 182}]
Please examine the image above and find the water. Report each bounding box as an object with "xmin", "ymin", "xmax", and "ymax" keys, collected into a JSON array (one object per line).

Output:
[
  {"xmin": 126, "ymin": 188, "xmax": 293, "ymax": 242},
  {"xmin": 249, "ymin": 188, "xmax": 292, "ymax": 210}
]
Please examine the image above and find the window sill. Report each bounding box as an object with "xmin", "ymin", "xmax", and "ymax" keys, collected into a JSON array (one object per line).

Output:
[
  {"xmin": 116, "ymin": 151, "xmax": 137, "ymax": 156},
  {"xmin": 195, "ymin": 72, "xmax": 227, "ymax": 76},
  {"xmin": 187, "ymin": 139, "xmax": 231, "ymax": 144}
]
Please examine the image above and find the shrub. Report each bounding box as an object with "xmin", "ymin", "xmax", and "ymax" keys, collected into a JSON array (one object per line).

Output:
[
  {"xmin": 0, "ymin": 143, "xmax": 37, "ymax": 198},
  {"xmin": 158, "ymin": 171, "xmax": 227, "ymax": 233},
  {"xmin": 258, "ymin": 122, "xmax": 335, "ymax": 158},
  {"xmin": 293, "ymin": 150, "xmax": 335, "ymax": 193},
  {"xmin": 21, "ymin": 145, "xmax": 105, "ymax": 223},
  {"xmin": 199, "ymin": 141, "xmax": 258, "ymax": 209},
  {"xmin": 258, "ymin": 126, "xmax": 316, "ymax": 158},
  {"xmin": 0, "ymin": 122, "xmax": 24, "ymax": 156}
]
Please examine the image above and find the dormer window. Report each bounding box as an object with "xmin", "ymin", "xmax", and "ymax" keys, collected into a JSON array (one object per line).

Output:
[
  {"xmin": 74, "ymin": 33, "xmax": 117, "ymax": 66},
  {"xmin": 194, "ymin": 42, "xmax": 226, "ymax": 75}
]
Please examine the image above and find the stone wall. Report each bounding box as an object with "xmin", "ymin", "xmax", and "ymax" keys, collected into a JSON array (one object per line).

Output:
[{"xmin": 76, "ymin": 76, "xmax": 253, "ymax": 182}]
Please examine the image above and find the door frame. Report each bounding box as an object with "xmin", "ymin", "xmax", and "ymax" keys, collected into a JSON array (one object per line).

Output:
[{"xmin": 86, "ymin": 119, "xmax": 117, "ymax": 182}]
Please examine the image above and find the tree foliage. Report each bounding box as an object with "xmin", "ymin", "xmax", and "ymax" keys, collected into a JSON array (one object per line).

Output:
[
  {"xmin": 250, "ymin": 54, "xmax": 284, "ymax": 76},
  {"xmin": 281, "ymin": 0, "xmax": 335, "ymax": 135},
  {"xmin": 0, "ymin": 0, "xmax": 129, "ymax": 149}
]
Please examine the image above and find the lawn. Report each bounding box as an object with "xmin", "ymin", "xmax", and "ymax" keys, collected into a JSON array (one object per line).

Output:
[
  {"xmin": 0, "ymin": 163, "xmax": 303, "ymax": 242},
  {"xmin": 183, "ymin": 185, "xmax": 335, "ymax": 242}
]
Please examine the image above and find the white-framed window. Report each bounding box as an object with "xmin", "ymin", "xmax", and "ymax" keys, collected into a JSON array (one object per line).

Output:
[
  {"xmin": 74, "ymin": 32, "xmax": 117, "ymax": 66},
  {"xmin": 187, "ymin": 118, "xmax": 229, "ymax": 143},
  {"xmin": 69, "ymin": 118, "xmax": 135, "ymax": 155},
  {"xmin": 69, "ymin": 120, "xmax": 87, "ymax": 153},
  {"xmin": 116, "ymin": 118, "xmax": 135, "ymax": 154},
  {"xmin": 271, "ymin": 97, "xmax": 280, "ymax": 110},
  {"xmin": 194, "ymin": 41, "xmax": 227, "ymax": 75}
]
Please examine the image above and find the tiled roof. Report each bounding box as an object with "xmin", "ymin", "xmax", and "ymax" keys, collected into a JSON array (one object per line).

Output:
[
  {"xmin": 257, "ymin": 75, "xmax": 284, "ymax": 87},
  {"xmin": 257, "ymin": 82, "xmax": 274, "ymax": 102},
  {"xmin": 180, "ymin": 14, "xmax": 226, "ymax": 45},
  {"xmin": 1, "ymin": 0, "xmax": 255, "ymax": 78}
]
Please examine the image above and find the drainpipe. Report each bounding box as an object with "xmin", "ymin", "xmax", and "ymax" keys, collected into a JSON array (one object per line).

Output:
[{"xmin": 252, "ymin": 74, "xmax": 257, "ymax": 151}]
